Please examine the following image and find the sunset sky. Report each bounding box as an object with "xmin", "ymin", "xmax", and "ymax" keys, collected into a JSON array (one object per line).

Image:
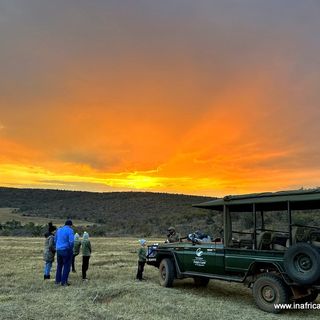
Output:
[{"xmin": 1, "ymin": 1, "xmax": 320, "ymax": 196}]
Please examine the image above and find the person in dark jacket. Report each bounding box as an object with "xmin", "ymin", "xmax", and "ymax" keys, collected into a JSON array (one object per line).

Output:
[
  {"xmin": 43, "ymin": 222, "xmax": 57, "ymax": 280},
  {"xmin": 136, "ymin": 239, "xmax": 147, "ymax": 281},
  {"xmin": 55, "ymin": 219, "xmax": 74, "ymax": 286},
  {"xmin": 166, "ymin": 227, "xmax": 180, "ymax": 243},
  {"xmin": 81, "ymin": 231, "xmax": 91, "ymax": 280}
]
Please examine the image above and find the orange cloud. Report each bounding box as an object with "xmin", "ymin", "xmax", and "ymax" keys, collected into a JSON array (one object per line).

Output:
[
  {"xmin": 1, "ymin": 1, "xmax": 320, "ymax": 196},
  {"xmin": 1, "ymin": 69, "xmax": 319, "ymax": 196}
]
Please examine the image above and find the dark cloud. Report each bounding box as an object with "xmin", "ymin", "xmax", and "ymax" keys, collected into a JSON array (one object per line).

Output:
[
  {"xmin": 57, "ymin": 150, "xmax": 121, "ymax": 171},
  {"xmin": 1, "ymin": 0, "xmax": 319, "ymax": 113}
]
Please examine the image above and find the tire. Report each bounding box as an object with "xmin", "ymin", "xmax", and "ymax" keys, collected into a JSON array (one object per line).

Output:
[
  {"xmin": 252, "ymin": 273, "xmax": 289, "ymax": 313},
  {"xmin": 159, "ymin": 258, "xmax": 175, "ymax": 287},
  {"xmin": 193, "ymin": 276, "xmax": 210, "ymax": 287},
  {"xmin": 284, "ymin": 243, "xmax": 320, "ymax": 285}
]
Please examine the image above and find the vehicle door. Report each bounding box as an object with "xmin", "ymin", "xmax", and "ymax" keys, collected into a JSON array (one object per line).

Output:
[{"xmin": 181, "ymin": 242, "xmax": 225, "ymax": 275}]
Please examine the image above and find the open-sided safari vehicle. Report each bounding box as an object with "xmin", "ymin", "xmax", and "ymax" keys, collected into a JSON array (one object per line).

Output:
[{"xmin": 147, "ymin": 189, "xmax": 320, "ymax": 313}]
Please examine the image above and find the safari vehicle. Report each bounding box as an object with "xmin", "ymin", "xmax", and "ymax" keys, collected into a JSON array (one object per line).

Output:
[{"xmin": 147, "ymin": 189, "xmax": 320, "ymax": 313}]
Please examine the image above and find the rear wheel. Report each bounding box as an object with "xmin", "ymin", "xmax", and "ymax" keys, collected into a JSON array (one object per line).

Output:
[
  {"xmin": 159, "ymin": 258, "xmax": 175, "ymax": 287},
  {"xmin": 193, "ymin": 276, "xmax": 210, "ymax": 287},
  {"xmin": 253, "ymin": 273, "xmax": 289, "ymax": 313}
]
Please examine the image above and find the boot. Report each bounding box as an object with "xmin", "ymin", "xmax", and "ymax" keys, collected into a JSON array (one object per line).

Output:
[{"xmin": 44, "ymin": 275, "xmax": 48, "ymax": 280}]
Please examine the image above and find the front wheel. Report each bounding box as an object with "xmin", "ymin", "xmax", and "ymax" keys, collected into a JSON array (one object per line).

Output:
[
  {"xmin": 253, "ymin": 273, "xmax": 289, "ymax": 313},
  {"xmin": 159, "ymin": 258, "xmax": 175, "ymax": 287}
]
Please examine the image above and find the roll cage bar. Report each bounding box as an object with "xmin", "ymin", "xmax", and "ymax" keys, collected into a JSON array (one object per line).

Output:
[{"xmin": 194, "ymin": 189, "xmax": 320, "ymax": 249}]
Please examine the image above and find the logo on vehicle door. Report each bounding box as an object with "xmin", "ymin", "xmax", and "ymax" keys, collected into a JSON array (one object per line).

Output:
[{"xmin": 193, "ymin": 248, "xmax": 206, "ymax": 267}]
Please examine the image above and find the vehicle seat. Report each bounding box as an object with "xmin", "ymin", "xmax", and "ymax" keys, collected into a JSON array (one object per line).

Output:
[
  {"xmin": 239, "ymin": 239, "xmax": 253, "ymax": 249},
  {"xmin": 292, "ymin": 226, "xmax": 307, "ymax": 244},
  {"xmin": 309, "ymin": 231, "xmax": 320, "ymax": 247},
  {"xmin": 256, "ymin": 231, "xmax": 272, "ymax": 250},
  {"xmin": 271, "ymin": 234, "xmax": 288, "ymax": 251}
]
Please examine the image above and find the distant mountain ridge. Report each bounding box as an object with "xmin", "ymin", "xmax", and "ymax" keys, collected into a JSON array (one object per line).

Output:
[{"xmin": 0, "ymin": 187, "xmax": 217, "ymax": 236}]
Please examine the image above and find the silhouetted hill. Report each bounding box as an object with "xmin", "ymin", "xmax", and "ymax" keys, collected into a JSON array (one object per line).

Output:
[{"xmin": 0, "ymin": 187, "xmax": 218, "ymax": 236}]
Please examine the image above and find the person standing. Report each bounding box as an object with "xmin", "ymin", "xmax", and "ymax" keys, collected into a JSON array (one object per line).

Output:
[
  {"xmin": 43, "ymin": 223, "xmax": 57, "ymax": 280},
  {"xmin": 136, "ymin": 239, "xmax": 147, "ymax": 281},
  {"xmin": 81, "ymin": 231, "xmax": 92, "ymax": 281},
  {"xmin": 55, "ymin": 219, "xmax": 74, "ymax": 286},
  {"xmin": 72, "ymin": 233, "xmax": 81, "ymax": 273},
  {"xmin": 44, "ymin": 222, "xmax": 55, "ymax": 238}
]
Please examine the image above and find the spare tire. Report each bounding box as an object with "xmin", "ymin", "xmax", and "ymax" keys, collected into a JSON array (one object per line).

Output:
[{"xmin": 284, "ymin": 243, "xmax": 320, "ymax": 285}]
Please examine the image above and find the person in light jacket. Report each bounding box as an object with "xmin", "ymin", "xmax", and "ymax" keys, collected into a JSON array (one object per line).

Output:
[
  {"xmin": 81, "ymin": 231, "xmax": 92, "ymax": 281},
  {"xmin": 72, "ymin": 233, "xmax": 81, "ymax": 273},
  {"xmin": 43, "ymin": 222, "xmax": 57, "ymax": 280}
]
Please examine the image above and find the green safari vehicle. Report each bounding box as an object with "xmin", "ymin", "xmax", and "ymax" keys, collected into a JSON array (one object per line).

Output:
[{"xmin": 147, "ymin": 189, "xmax": 320, "ymax": 313}]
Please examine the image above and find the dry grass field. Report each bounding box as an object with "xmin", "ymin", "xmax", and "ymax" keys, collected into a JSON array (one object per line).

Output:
[{"xmin": 0, "ymin": 237, "xmax": 319, "ymax": 320}]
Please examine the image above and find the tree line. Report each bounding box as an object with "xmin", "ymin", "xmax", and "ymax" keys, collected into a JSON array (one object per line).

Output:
[{"xmin": 0, "ymin": 187, "xmax": 216, "ymax": 237}]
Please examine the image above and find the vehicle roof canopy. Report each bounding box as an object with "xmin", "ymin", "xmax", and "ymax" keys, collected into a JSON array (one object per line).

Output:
[{"xmin": 193, "ymin": 189, "xmax": 320, "ymax": 212}]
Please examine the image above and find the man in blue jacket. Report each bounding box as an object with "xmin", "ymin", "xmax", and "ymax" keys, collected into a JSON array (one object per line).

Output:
[{"xmin": 55, "ymin": 219, "xmax": 74, "ymax": 286}]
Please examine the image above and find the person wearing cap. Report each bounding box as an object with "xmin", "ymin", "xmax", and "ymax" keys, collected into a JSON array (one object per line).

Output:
[
  {"xmin": 81, "ymin": 231, "xmax": 92, "ymax": 281},
  {"xmin": 136, "ymin": 239, "xmax": 147, "ymax": 281},
  {"xmin": 72, "ymin": 233, "xmax": 81, "ymax": 273},
  {"xmin": 166, "ymin": 227, "xmax": 180, "ymax": 243},
  {"xmin": 55, "ymin": 219, "xmax": 74, "ymax": 286},
  {"xmin": 43, "ymin": 222, "xmax": 57, "ymax": 280}
]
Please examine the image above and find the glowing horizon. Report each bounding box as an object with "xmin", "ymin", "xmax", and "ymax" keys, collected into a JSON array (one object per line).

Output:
[{"xmin": 1, "ymin": 1, "xmax": 320, "ymax": 197}]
